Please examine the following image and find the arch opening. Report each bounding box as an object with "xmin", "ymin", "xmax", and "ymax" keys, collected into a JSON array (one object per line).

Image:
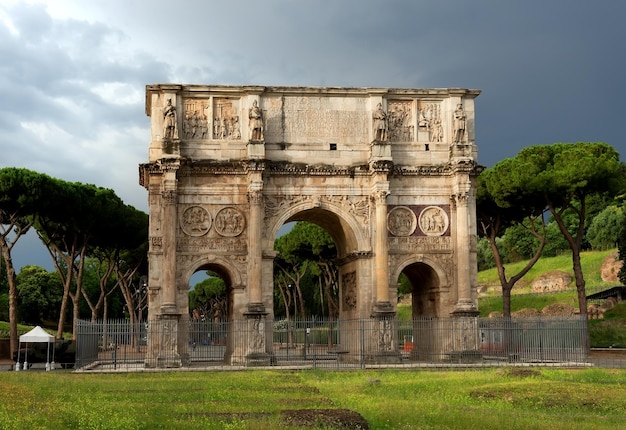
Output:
[
  {"xmin": 272, "ymin": 219, "xmax": 340, "ymax": 320},
  {"xmin": 184, "ymin": 264, "xmax": 233, "ymax": 364},
  {"xmin": 398, "ymin": 262, "xmax": 441, "ymax": 318}
]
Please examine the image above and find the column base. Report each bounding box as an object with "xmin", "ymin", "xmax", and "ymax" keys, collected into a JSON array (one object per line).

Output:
[
  {"xmin": 245, "ymin": 352, "xmax": 272, "ymax": 367},
  {"xmin": 371, "ymin": 301, "xmax": 395, "ymax": 316},
  {"xmin": 245, "ymin": 302, "xmax": 267, "ymax": 315},
  {"xmin": 160, "ymin": 304, "xmax": 179, "ymax": 315},
  {"xmin": 452, "ymin": 301, "xmax": 479, "ymax": 317},
  {"xmin": 366, "ymin": 351, "xmax": 402, "ymax": 364}
]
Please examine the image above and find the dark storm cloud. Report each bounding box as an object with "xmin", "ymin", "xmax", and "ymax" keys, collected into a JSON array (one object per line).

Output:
[{"xmin": 1, "ymin": 0, "xmax": 625, "ymax": 270}]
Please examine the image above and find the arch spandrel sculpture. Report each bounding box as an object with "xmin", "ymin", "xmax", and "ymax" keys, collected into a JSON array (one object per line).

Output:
[{"xmin": 139, "ymin": 85, "xmax": 481, "ymax": 367}]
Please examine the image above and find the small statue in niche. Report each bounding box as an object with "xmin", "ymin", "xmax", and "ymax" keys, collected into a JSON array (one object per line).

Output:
[
  {"xmin": 162, "ymin": 98, "xmax": 178, "ymax": 140},
  {"xmin": 373, "ymin": 102, "xmax": 388, "ymax": 141},
  {"xmin": 248, "ymin": 100, "xmax": 264, "ymax": 141},
  {"xmin": 453, "ymin": 103, "xmax": 466, "ymax": 143}
]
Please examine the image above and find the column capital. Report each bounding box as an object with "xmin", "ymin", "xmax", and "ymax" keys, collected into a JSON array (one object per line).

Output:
[
  {"xmin": 372, "ymin": 189, "xmax": 389, "ymax": 204},
  {"xmin": 451, "ymin": 191, "xmax": 469, "ymax": 207},
  {"xmin": 162, "ymin": 189, "xmax": 177, "ymax": 205}
]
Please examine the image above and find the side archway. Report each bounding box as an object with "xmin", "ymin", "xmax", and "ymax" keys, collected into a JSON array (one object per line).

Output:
[{"xmin": 392, "ymin": 255, "xmax": 450, "ymax": 318}]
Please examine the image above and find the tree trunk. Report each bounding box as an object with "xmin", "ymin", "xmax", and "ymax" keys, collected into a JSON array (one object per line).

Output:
[{"xmin": 1, "ymin": 247, "xmax": 19, "ymax": 356}]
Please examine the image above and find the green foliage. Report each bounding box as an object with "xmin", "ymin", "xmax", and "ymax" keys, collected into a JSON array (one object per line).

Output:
[
  {"xmin": 478, "ymin": 248, "xmax": 616, "ymax": 291},
  {"xmin": 478, "ymin": 291, "xmax": 576, "ymax": 317},
  {"xmin": 16, "ymin": 266, "xmax": 63, "ymax": 325},
  {"xmin": 587, "ymin": 205, "xmax": 624, "ymax": 250},
  {"xmin": 274, "ymin": 222, "xmax": 338, "ymax": 318},
  {"xmin": 397, "ymin": 272, "xmax": 411, "ymax": 296},
  {"xmin": 476, "ymin": 236, "xmax": 497, "ymax": 271},
  {"xmin": 0, "ymin": 293, "xmax": 7, "ymax": 323},
  {"xmin": 542, "ymin": 219, "xmax": 572, "ymax": 256},
  {"xmin": 619, "ymin": 202, "xmax": 626, "ymax": 284},
  {"xmin": 589, "ymin": 303, "xmax": 626, "ymax": 348},
  {"xmin": 189, "ymin": 276, "xmax": 227, "ymax": 319},
  {"xmin": 502, "ymin": 222, "xmax": 540, "ymax": 262}
]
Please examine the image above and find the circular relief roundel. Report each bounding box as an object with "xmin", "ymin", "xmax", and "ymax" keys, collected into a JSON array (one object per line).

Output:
[
  {"xmin": 214, "ymin": 207, "xmax": 246, "ymax": 237},
  {"xmin": 180, "ymin": 206, "xmax": 212, "ymax": 237},
  {"xmin": 387, "ymin": 206, "xmax": 417, "ymax": 237},
  {"xmin": 418, "ymin": 206, "xmax": 449, "ymax": 236}
]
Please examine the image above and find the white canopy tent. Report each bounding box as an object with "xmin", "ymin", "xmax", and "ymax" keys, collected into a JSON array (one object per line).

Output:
[{"xmin": 15, "ymin": 326, "xmax": 55, "ymax": 371}]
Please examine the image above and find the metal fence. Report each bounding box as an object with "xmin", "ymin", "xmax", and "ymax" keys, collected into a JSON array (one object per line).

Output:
[{"xmin": 75, "ymin": 316, "xmax": 591, "ymax": 371}]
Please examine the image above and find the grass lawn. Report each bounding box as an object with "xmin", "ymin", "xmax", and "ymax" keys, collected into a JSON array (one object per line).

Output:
[
  {"xmin": 1, "ymin": 368, "xmax": 626, "ymax": 429},
  {"xmin": 477, "ymin": 249, "xmax": 617, "ymax": 294}
]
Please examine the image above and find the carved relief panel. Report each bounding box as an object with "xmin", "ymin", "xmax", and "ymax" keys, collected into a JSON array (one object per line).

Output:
[
  {"xmin": 214, "ymin": 207, "xmax": 246, "ymax": 237},
  {"xmin": 387, "ymin": 205, "xmax": 452, "ymax": 253},
  {"xmin": 417, "ymin": 101, "xmax": 443, "ymax": 142},
  {"xmin": 177, "ymin": 205, "xmax": 247, "ymax": 254},
  {"xmin": 180, "ymin": 206, "xmax": 212, "ymax": 237},
  {"xmin": 387, "ymin": 100, "xmax": 413, "ymax": 142},
  {"xmin": 418, "ymin": 206, "xmax": 449, "ymax": 236},
  {"xmin": 213, "ymin": 98, "xmax": 241, "ymax": 140},
  {"xmin": 387, "ymin": 205, "xmax": 450, "ymax": 237},
  {"xmin": 183, "ymin": 100, "xmax": 210, "ymax": 140},
  {"xmin": 387, "ymin": 206, "xmax": 417, "ymax": 237},
  {"xmin": 342, "ymin": 271, "xmax": 357, "ymax": 310}
]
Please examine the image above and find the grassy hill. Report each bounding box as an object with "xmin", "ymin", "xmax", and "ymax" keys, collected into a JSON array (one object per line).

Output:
[
  {"xmin": 476, "ymin": 248, "xmax": 626, "ymax": 348},
  {"xmin": 476, "ymin": 249, "xmax": 619, "ymax": 317}
]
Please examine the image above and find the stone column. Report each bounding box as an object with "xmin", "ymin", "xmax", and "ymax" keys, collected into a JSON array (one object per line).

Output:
[
  {"xmin": 452, "ymin": 191, "xmax": 478, "ymax": 316},
  {"xmin": 247, "ymin": 184, "xmax": 264, "ymax": 311},
  {"xmin": 373, "ymin": 188, "xmax": 391, "ymax": 309},
  {"xmin": 156, "ymin": 164, "xmax": 182, "ymax": 367},
  {"xmin": 161, "ymin": 170, "xmax": 179, "ymax": 315},
  {"xmin": 244, "ymin": 173, "xmax": 270, "ymax": 365},
  {"xmin": 370, "ymin": 187, "xmax": 400, "ymax": 363}
]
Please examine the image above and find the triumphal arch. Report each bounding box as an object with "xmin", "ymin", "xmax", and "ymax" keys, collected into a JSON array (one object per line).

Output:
[{"xmin": 139, "ymin": 84, "xmax": 481, "ymax": 367}]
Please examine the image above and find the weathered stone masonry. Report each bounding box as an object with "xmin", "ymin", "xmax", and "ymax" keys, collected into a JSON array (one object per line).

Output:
[{"xmin": 139, "ymin": 85, "xmax": 481, "ymax": 367}]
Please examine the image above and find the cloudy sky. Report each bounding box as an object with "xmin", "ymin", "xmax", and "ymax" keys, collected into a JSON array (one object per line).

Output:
[{"xmin": 2, "ymin": 0, "xmax": 625, "ymax": 270}]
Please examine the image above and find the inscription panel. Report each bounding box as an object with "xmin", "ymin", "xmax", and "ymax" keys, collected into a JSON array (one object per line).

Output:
[{"xmin": 264, "ymin": 96, "xmax": 370, "ymax": 142}]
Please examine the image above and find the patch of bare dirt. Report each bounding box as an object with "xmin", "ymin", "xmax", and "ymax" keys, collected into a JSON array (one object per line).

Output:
[
  {"xmin": 497, "ymin": 367, "xmax": 542, "ymax": 378},
  {"xmin": 511, "ymin": 308, "xmax": 541, "ymax": 317},
  {"xmin": 601, "ymin": 251, "xmax": 623, "ymax": 282},
  {"xmin": 280, "ymin": 409, "xmax": 370, "ymax": 429},
  {"xmin": 541, "ymin": 302, "xmax": 577, "ymax": 316}
]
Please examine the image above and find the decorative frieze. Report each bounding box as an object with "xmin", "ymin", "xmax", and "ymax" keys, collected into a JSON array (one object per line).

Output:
[
  {"xmin": 342, "ymin": 271, "xmax": 357, "ymax": 310},
  {"xmin": 177, "ymin": 236, "xmax": 247, "ymax": 253},
  {"xmin": 388, "ymin": 236, "xmax": 452, "ymax": 252}
]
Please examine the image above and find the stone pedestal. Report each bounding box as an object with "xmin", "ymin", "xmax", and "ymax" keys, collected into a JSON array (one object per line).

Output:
[
  {"xmin": 368, "ymin": 306, "xmax": 402, "ymax": 364},
  {"xmin": 247, "ymin": 140, "xmax": 265, "ymax": 158},
  {"xmin": 244, "ymin": 311, "xmax": 271, "ymax": 366},
  {"xmin": 162, "ymin": 138, "xmax": 180, "ymax": 156},
  {"xmin": 147, "ymin": 314, "xmax": 182, "ymax": 368},
  {"xmin": 370, "ymin": 141, "xmax": 391, "ymax": 160}
]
